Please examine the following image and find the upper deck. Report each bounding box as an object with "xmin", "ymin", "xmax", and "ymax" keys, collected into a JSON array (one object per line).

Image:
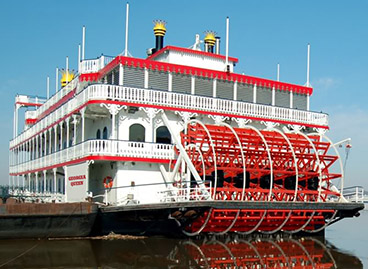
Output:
[{"xmin": 10, "ymin": 46, "xmax": 326, "ymax": 148}]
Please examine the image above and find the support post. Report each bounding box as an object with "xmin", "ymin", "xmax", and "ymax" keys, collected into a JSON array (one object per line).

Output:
[
  {"xmin": 233, "ymin": 81, "xmax": 237, "ymax": 101},
  {"xmin": 191, "ymin": 76, "xmax": 195, "ymax": 95},
  {"xmin": 43, "ymin": 170, "xmax": 47, "ymax": 193},
  {"xmin": 28, "ymin": 173, "xmax": 31, "ymax": 192},
  {"xmin": 81, "ymin": 108, "xmax": 86, "ymax": 142},
  {"xmin": 253, "ymin": 84, "xmax": 257, "ymax": 103},
  {"xmin": 72, "ymin": 115, "xmax": 78, "ymax": 145},
  {"xmin": 35, "ymin": 173, "xmax": 39, "ymax": 193},
  {"xmin": 213, "ymin": 79, "xmax": 217, "ymax": 98},
  {"xmin": 59, "ymin": 122, "xmax": 63, "ymax": 149},
  {"xmin": 290, "ymin": 91, "xmax": 293, "ymax": 109},
  {"xmin": 119, "ymin": 64, "xmax": 124, "ymax": 85},
  {"xmin": 53, "ymin": 168, "xmax": 57, "ymax": 194},
  {"xmin": 66, "ymin": 118, "xmax": 70, "ymax": 148}
]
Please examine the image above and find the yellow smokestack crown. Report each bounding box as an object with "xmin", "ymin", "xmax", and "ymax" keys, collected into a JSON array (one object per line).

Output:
[
  {"xmin": 153, "ymin": 20, "xmax": 167, "ymax": 36},
  {"xmin": 204, "ymin": 31, "xmax": 216, "ymax": 46},
  {"xmin": 61, "ymin": 70, "xmax": 75, "ymax": 87}
]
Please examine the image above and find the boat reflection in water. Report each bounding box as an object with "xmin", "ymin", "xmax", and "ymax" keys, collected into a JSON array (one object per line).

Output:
[{"xmin": 0, "ymin": 236, "xmax": 362, "ymax": 268}]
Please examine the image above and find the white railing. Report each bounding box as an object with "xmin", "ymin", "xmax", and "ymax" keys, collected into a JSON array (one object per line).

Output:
[
  {"xmin": 9, "ymin": 140, "xmax": 175, "ymax": 174},
  {"xmin": 9, "ymin": 189, "xmax": 65, "ymax": 203},
  {"xmin": 79, "ymin": 55, "xmax": 114, "ymax": 74},
  {"xmin": 25, "ymin": 110, "xmax": 37, "ymax": 119},
  {"xmin": 87, "ymin": 84, "xmax": 329, "ymax": 126},
  {"xmin": 16, "ymin": 95, "xmax": 47, "ymax": 105},
  {"xmin": 101, "ymin": 181, "xmax": 212, "ymax": 206},
  {"xmin": 34, "ymin": 76, "xmax": 79, "ymax": 120},
  {"xmin": 10, "ymin": 84, "xmax": 329, "ymax": 149},
  {"xmin": 344, "ymin": 186, "xmax": 367, "ymax": 203}
]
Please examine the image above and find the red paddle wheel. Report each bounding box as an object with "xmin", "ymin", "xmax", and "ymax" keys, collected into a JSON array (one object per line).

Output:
[
  {"xmin": 180, "ymin": 123, "xmax": 341, "ymax": 234},
  {"xmin": 182, "ymin": 238, "xmax": 335, "ymax": 268}
]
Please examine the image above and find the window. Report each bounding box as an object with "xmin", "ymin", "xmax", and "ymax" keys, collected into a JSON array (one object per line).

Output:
[
  {"xmin": 96, "ymin": 129, "xmax": 101, "ymax": 139},
  {"xmin": 156, "ymin": 126, "xmax": 171, "ymax": 144},
  {"xmin": 129, "ymin": 124, "xmax": 145, "ymax": 142},
  {"xmin": 103, "ymin": 127, "xmax": 108, "ymax": 139}
]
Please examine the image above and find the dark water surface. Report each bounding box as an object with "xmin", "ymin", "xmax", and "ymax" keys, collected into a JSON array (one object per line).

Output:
[{"xmin": 0, "ymin": 211, "xmax": 366, "ymax": 268}]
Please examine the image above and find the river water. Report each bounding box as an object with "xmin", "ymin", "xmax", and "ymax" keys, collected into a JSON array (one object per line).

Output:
[{"xmin": 0, "ymin": 210, "xmax": 366, "ymax": 268}]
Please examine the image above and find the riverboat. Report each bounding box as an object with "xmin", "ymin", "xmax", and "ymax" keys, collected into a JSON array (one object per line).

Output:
[{"xmin": 6, "ymin": 6, "xmax": 363, "ymax": 238}]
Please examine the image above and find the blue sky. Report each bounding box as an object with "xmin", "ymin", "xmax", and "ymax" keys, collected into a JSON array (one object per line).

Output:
[{"xmin": 0, "ymin": 0, "xmax": 367, "ymax": 188}]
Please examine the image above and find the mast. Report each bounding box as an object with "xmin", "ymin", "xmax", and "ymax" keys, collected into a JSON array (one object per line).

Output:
[
  {"xmin": 225, "ymin": 16, "xmax": 229, "ymax": 67},
  {"xmin": 82, "ymin": 26, "xmax": 86, "ymax": 60},
  {"xmin": 124, "ymin": 2, "xmax": 130, "ymax": 56},
  {"xmin": 306, "ymin": 43, "xmax": 310, "ymax": 87}
]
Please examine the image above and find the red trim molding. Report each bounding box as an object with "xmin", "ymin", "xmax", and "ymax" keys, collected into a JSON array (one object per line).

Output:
[
  {"xmin": 16, "ymin": 102, "xmax": 43, "ymax": 107},
  {"xmin": 36, "ymin": 89, "xmax": 76, "ymax": 122},
  {"xmin": 25, "ymin": 119, "xmax": 37, "ymax": 125}
]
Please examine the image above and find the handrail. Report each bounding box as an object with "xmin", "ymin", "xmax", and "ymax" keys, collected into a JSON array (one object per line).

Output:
[
  {"xmin": 79, "ymin": 55, "xmax": 114, "ymax": 74},
  {"xmin": 9, "ymin": 140, "xmax": 175, "ymax": 174},
  {"xmin": 10, "ymin": 84, "xmax": 329, "ymax": 149}
]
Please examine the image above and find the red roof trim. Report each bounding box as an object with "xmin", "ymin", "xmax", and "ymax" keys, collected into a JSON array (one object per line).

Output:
[
  {"xmin": 87, "ymin": 55, "xmax": 312, "ymax": 95},
  {"xmin": 146, "ymin": 45, "xmax": 239, "ymax": 63},
  {"xmin": 80, "ymin": 72, "xmax": 99, "ymax": 82}
]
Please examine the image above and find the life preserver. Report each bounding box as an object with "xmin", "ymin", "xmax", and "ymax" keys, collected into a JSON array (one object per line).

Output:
[{"xmin": 103, "ymin": 176, "xmax": 113, "ymax": 189}]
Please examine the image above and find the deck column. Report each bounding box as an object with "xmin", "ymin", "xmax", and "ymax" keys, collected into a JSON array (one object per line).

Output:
[
  {"xmin": 49, "ymin": 129, "xmax": 52, "ymax": 154},
  {"xmin": 191, "ymin": 76, "xmax": 195, "ymax": 94},
  {"xmin": 53, "ymin": 168, "xmax": 57, "ymax": 194},
  {"xmin": 66, "ymin": 118, "xmax": 70, "ymax": 147},
  {"xmin": 44, "ymin": 131, "xmax": 47, "ymax": 157},
  {"xmin": 168, "ymin": 72, "xmax": 172, "ymax": 92},
  {"xmin": 59, "ymin": 122, "xmax": 63, "ymax": 150},
  {"xmin": 81, "ymin": 108, "xmax": 86, "ymax": 142},
  {"xmin": 253, "ymin": 84, "xmax": 257, "ymax": 103},
  {"xmin": 27, "ymin": 173, "xmax": 31, "ymax": 192},
  {"xmin": 213, "ymin": 79, "xmax": 217, "ymax": 98},
  {"xmin": 35, "ymin": 172, "xmax": 39, "ymax": 193},
  {"xmin": 307, "ymin": 94, "xmax": 310, "ymax": 111},
  {"xmin": 101, "ymin": 104, "xmax": 123, "ymax": 140},
  {"xmin": 54, "ymin": 125, "xmax": 58, "ymax": 155},
  {"xmin": 43, "ymin": 170, "xmax": 47, "ymax": 193},
  {"xmin": 119, "ymin": 64, "xmax": 124, "ymax": 85},
  {"xmin": 40, "ymin": 134, "xmax": 43, "ymax": 158},
  {"xmin": 233, "ymin": 81, "xmax": 237, "ymax": 101},
  {"xmin": 30, "ymin": 138, "xmax": 33, "ymax": 160},
  {"xmin": 72, "ymin": 115, "xmax": 78, "ymax": 145},
  {"xmin": 290, "ymin": 91, "xmax": 293, "ymax": 109}
]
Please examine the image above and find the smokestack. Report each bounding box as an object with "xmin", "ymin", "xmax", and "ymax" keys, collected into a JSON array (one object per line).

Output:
[
  {"xmin": 153, "ymin": 20, "xmax": 166, "ymax": 53},
  {"xmin": 204, "ymin": 31, "xmax": 216, "ymax": 53},
  {"xmin": 215, "ymin": 36, "xmax": 221, "ymax": 54}
]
